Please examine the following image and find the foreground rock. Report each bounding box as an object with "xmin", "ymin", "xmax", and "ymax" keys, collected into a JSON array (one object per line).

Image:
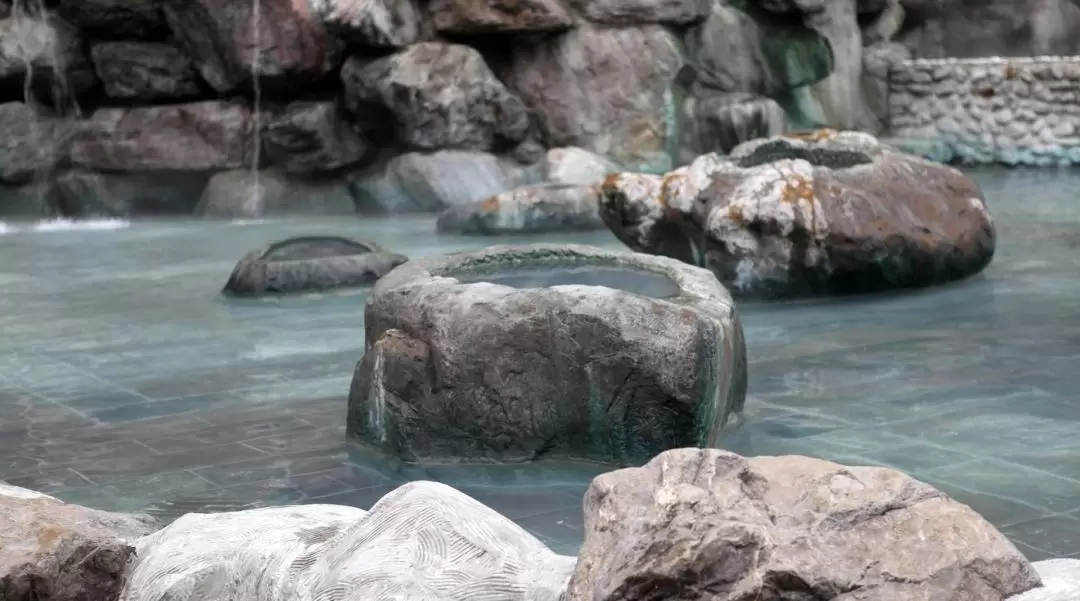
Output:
[
  {"xmin": 223, "ymin": 235, "xmax": 408, "ymax": 297},
  {"xmin": 436, "ymin": 184, "xmax": 603, "ymax": 235},
  {"xmin": 567, "ymin": 449, "xmax": 1041, "ymax": 601},
  {"xmin": 600, "ymin": 129, "xmax": 996, "ymax": 299},
  {"xmin": 123, "ymin": 482, "xmax": 574, "ymax": 601},
  {"xmin": 1, "ymin": 483, "xmax": 156, "ymax": 601},
  {"xmin": 350, "ymin": 244, "xmax": 746, "ymax": 465}
]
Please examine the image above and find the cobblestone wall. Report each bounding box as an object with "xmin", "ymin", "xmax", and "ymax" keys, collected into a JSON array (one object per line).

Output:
[{"xmin": 887, "ymin": 57, "xmax": 1080, "ymax": 165}]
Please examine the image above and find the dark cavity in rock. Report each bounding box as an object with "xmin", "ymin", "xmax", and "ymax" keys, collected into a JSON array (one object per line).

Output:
[{"xmin": 736, "ymin": 139, "xmax": 873, "ymax": 169}]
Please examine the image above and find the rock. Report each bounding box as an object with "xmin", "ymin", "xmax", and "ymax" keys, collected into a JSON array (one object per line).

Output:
[
  {"xmin": 70, "ymin": 101, "xmax": 253, "ymax": 172},
  {"xmin": 897, "ymin": 0, "xmax": 1080, "ymax": 58},
  {"xmin": 566, "ymin": 449, "xmax": 1041, "ymax": 601},
  {"xmin": 261, "ymin": 101, "xmax": 371, "ymax": 175},
  {"xmin": 430, "ymin": 0, "xmax": 573, "ymax": 33},
  {"xmin": 309, "ymin": 0, "xmax": 423, "ymax": 48},
  {"xmin": 0, "ymin": 103, "xmax": 65, "ymax": 184},
  {"xmin": 599, "ymin": 130, "xmax": 996, "ymax": 298},
  {"xmin": 436, "ymin": 183, "xmax": 604, "ymax": 235},
  {"xmin": 90, "ymin": 42, "xmax": 202, "ymax": 101},
  {"xmin": 1010, "ymin": 560, "xmax": 1080, "ymax": 601},
  {"xmin": 544, "ymin": 147, "xmax": 621, "ymax": 186},
  {"xmin": 1, "ymin": 483, "xmax": 158, "ymax": 601},
  {"xmin": 54, "ymin": 0, "xmax": 168, "ymax": 39},
  {"xmin": 123, "ymin": 483, "xmax": 574, "ymax": 601},
  {"xmin": 861, "ymin": 42, "xmax": 910, "ymax": 128},
  {"xmin": 196, "ymin": 169, "xmax": 357, "ymax": 218},
  {"xmin": 349, "ymin": 243, "xmax": 746, "ymax": 465},
  {"xmin": 341, "ymin": 43, "xmax": 529, "ymax": 152},
  {"xmin": 160, "ymin": 0, "xmax": 338, "ymax": 93},
  {"xmin": 350, "ymin": 150, "xmax": 541, "ymax": 213},
  {"xmin": 679, "ymin": 92, "xmax": 788, "ymax": 160},
  {"xmin": 0, "ymin": 15, "xmax": 98, "ymax": 103},
  {"xmin": 0, "ymin": 181, "xmax": 57, "ymax": 217},
  {"xmin": 53, "ymin": 170, "xmax": 210, "ymax": 216},
  {"xmin": 860, "ymin": 0, "xmax": 905, "ymax": 45},
  {"xmin": 505, "ymin": 24, "xmax": 684, "ymax": 172},
  {"xmin": 222, "ymin": 235, "xmax": 408, "ymax": 296},
  {"xmin": 568, "ymin": 0, "xmax": 710, "ymax": 25}
]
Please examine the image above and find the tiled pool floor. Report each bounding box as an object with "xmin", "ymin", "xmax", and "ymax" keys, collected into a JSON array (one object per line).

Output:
[{"xmin": 2, "ymin": 167, "xmax": 1080, "ymax": 558}]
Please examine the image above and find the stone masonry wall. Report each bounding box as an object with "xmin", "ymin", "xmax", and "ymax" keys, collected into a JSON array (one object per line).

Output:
[{"xmin": 887, "ymin": 56, "xmax": 1080, "ymax": 165}]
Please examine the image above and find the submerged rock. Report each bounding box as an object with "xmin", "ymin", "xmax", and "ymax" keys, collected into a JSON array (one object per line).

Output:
[
  {"xmin": 436, "ymin": 183, "xmax": 603, "ymax": 235},
  {"xmin": 566, "ymin": 448, "xmax": 1041, "ymax": 601},
  {"xmin": 223, "ymin": 235, "xmax": 407, "ymax": 297},
  {"xmin": 1, "ymin": 483, "xmax": 157, "ymax": 601},
  {"xmin": 600, "ymin": 129, "xmax": 996, "ymax": 299},
  {"xmin": 350, "ymin": 244, "xmax": 746, "ymax": 465}
]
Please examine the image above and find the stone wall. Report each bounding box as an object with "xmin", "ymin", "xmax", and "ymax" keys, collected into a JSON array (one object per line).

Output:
[{"xmin": 887, "ymin": 56, "xmax": 1080, "ymax": 165}]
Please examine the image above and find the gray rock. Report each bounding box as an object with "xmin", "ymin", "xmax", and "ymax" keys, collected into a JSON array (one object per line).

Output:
[
  {"xmin": 544, "ymin": 147, "xmax": 620, "ymax": 186},
  {"xmin": 861, "ymin": 42, "xmax": 910, "ymax": 128},
  {"xmin": 1009, "ymin": 560, "xmax": 1080, "ymax": 601},
  {"xmin": 436, "ymin": 183, "xmax": 604, "ymax": 235},
  {"xmin": 0, "ymin": 103, "xmax": 65, "ymax": 184},
  {"xmin": 430, "ymin": 0, "xmax": 573, "ymax": 33},
  {"xmin": 90, "ymin": 41, "xmax": 201, "ymax": 101},
  {"xmin": 160, "ymin": 0, "xmax": 338, "ymax": 93},
  {"xmin": 350, "ymin": 150, "xmax": 541, "ymax": 213},
  {"xmin": 341, "ymin": 43, "xmax": 529, "ymax": 152},
  {"xmin": 896, "ymin": 0, "xmax": 1080, "ymax": 58},
  {"xmin": 505, "ymin": 24, "xmax": 684, "ymax": 172},
  {"xmin": 0, "ymin": 483, "xmax": 158, "ymax": 601},
  {"xmin": 568, "ymin": 0, "xmax": 710, "ymax": 25},
  {"xmin": 261, "ymin": 101, "xmax": 371, "ymax": 175},
  {"xmin": 55, "ymin": 0, "xmax": 167, "ymax": 39},
  {"xmin": 222, "ymin": 235, "xmax": 407, "ymax": 297},
  {"xmin": 0, "ymin": 15, "xmax": 97, "ymax": 103},
  {"xmin": 70, "ymin": 101, "xmax": 253, "ymax": 172},
  {"xmin": 679, "ymin": 92, "xmax": 788, "ymax": 160},
  {"xmin": 309, "ymin": 0, "xmax": 423, "ymax": 48},
  {"xmin": 566, "ymin": 449, "xmax": 1041, "ymax": 601},
  {"xmin": 197, "ymin": 169, "xmax": 356, "ymax": 218},
  {"xmin": 53, "ymin": 170, "xmax": 210, "ymax": 216},
  {"xmin": 0, "ymin": 181, "xmax": 56, "ymax": 217},
  {"xmin": 599, "ymin": 130, "xmax": 996, "ymax": 299},
  {"xmin": 349, "ymin": 243, "xmax": 746, "ymax": 465}
]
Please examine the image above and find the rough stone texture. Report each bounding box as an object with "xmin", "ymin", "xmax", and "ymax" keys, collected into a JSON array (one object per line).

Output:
[
  {"xmin": 0, "ymin": 15, "xmax": 98, "ymax": 103},
  {"xmin": 53, "ymin": 171, "xmax": 210, "ymax": 216},
  {"xmin": 159, "ymin": 0, "xmax": 338, "ymax": 93},
  {"xmin": 342, "ymin": 43, "xmax": 529, "ymax": 152},
  {"xmin": 566, "ymin": 449, "xmax": 1041, "ymax": 601},
  {"xmin": 349, "ymin": 243, "xmax": 746, "ymax": 465},
  {"xmin": 0, "ymin": 103, "xmax": 65, "ymax": 184},
  {"xmin": 122, "ymin": 482, "xmax": 575, "ymax": 601},
  {"xmin": 544, "ymin": 147, "xmax": 620, "ymax": 186},
  {"xmin": 55, "ymin": 0, "xmax": 168, "ymax": 39},
  {"xmin": 261, "ymin": 101, "xmax": 370, "ymax": 174},
  {"xmin": 89, "ymin": 42, "xmax": 201, "ymax": 101},
  {"xmin": 1009, "ymin": 560, "xmax": 1080, "ymax": 601},
  {"xmin": 436, "ymin": 184, "xmax": 604, "ymax": 235},
  {"xmin": 504, "ymin": 24, "xmax": 684, "ymax": 172},
  {"xmin": 0, "ymin": 483, "xmax": 157, "ymax": 601},
  {"xmin": 430, "ymin": 0, "xmax": 573, "ymax": 33},
  {"xmin": 569, "ymin": 0, "xmax": 710, "ymax": 25},
  {"xmin": 196, "ymin": 169, "xmax": 357, "ymax": 218},
  {"xmin": 309, "ymin": 0, "xmax": 423, "ymax": 48},
  {"xmin": 599, "ymin": 130, "xmax": 996, "ymax": 298},
  {"xmin": 862, "ymin": 41, "xmax": 911, "ymax": 129},
  {"xmin": 678, "ymin": 92, "xmax": 788, "ymax": 161},
  {"xmin": 222, "ymin": 235, "xmax": 408, "ymax": 297},
  {"xmin": 349, "ymin": 150, "xmax": 542, "ymax": 213},
  {"xmin": 69, "ymin": 101, "xmax": 253, "ymax": 172},
  {"xmin": 888, "ymin": 57, "xmax": 1080, "ymax": 165}
]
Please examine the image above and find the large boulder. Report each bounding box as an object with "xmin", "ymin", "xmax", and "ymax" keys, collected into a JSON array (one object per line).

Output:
[
  {"xmin": 53, "ymin": 170, "xmax": 210, "ymax": 216},
  {"xmin": 69, "ymin": 101, "xmax": 253, "ymax": 172},
  {"xmin": 89, "ymin": 42, "xmax": 201, "ymax": 101},
  {"xmin": 349, "ymin": 244, "xmax": 747, "ymax": 465},
  {"xmin": 1, "ymin": 483, "xmax": 157, "ymax": 601},
  {"xmin": 568, "ymin": 0, "xmax": 710, "ymax": 25},
  {"xmin": 261, "ymin": 101, "xmax": 371, "ymax": 175},
  {"xmin": 341, "ymin": 43, "xmax": 529, "ymax": 152},
  {"xmin": 196, "ymin": 169, "xmax": 357, "ymax": 218},
  {"xmin": 122, "ymin": 482, "xmax": 575, "ymax": 601},
  {"xmin": 566, "ymin": 449, "xmax": 1041, "ymax": 601},
  {"xmin": 430, "ymin": 0, "xmax": 573, "ymax": 33},
  {"xmin": 159, "ymin": 0, "xmax": 338, "ymax": 93},
  {"xmin": 599, "ymin": 130, "xmax": 996, "ymax": 299},
  {"xmin": 543, "ymin": 147, "xmax": 621, "ymax": 186},
  {"xmin": 504, "ymin": 24, "xmax": 684, "ymax": 172},
  {"xmin": 308, "ymin": 0, "xmax": 424, "ymax": 48},
  {"xmin": 0, "ymin": 103, "xmax": 65, "ymax": 184},
  {"xmin": 0, "ymin": 15, "xmax": 98, "ymax": 102},
  {"xmin": 436, "ymin": 183, "xmax": 604, "ymax": 235}
]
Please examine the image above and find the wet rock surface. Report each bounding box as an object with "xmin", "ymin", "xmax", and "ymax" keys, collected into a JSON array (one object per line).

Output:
[
  {"xmin": 349, "ymin": 243, "xmax": 746, "ymax": 465},
  {"xmin": 436, "ymin": 183, "xmax": 603, "ymax": 235},
  {"xmin": 89, "ymin": 42, "xmax": 202, "ymax": 101},
  {"xmin": 600, "ymin": 130, "xmax": 996, "ymax": 299}
]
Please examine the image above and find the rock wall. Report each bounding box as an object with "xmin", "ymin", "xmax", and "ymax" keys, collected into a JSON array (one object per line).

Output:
[{"xmin": 887, "ymin": 56, "xmax": 1080, "ymax": 165}]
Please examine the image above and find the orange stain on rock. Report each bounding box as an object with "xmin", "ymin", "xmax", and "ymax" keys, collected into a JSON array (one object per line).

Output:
[{"xmin": 781, "ymin": 176, "xmax": 815, "ymax": 204}]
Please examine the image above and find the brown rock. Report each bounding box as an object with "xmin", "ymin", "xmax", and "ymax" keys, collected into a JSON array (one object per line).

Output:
[
  {"xmin": 0, "ymin": 484, "xmax": 157, "ymax": 601},
  {"xmin": 430, "ymin": 0, "xmax": 573, "ymax": 33},
  {"xmin": 90, "ymin": 42, "xmax": 201, "ymax": 101},
  {"xmin": 70, "ymin": 101, "xmax": 253, "ymax": 172},
  {"xmin": 567, "ymin": 448, "xmax": 1041, "ymax": 601},
  {"xmin": 262, "ymin": 101, "xmax": 370, "ymax": 174}
]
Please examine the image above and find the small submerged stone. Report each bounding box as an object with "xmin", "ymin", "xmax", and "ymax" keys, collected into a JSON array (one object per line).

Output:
[{"xmin": 222, "ymin": 235, "xmax": 408, "ymax": 297}]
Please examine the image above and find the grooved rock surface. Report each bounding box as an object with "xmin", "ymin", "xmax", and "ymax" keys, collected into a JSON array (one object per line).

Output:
[
  {"xmin": 349, "ymin": 244, "xmax": 746, "ymax": 465},
  {"xmin": 600, "ymin": 129, "xmax": 996, "ymax": 299},
  {"xmin": 566, "ymin": 449, "xmax": 1041, "ymax": 601},
  {"xmin": 0, "ymin": 483, "xmax": 157, "ymax": 601}
]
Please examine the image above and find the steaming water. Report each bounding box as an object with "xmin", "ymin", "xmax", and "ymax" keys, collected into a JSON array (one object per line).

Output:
[{"xmin": 0, "ymin": 218, "xmax": 132, "ymax": 234}]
